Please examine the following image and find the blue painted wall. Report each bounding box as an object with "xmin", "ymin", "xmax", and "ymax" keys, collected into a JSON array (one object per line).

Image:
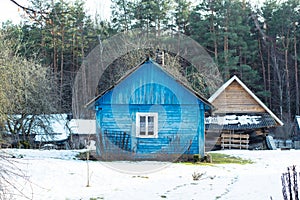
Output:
[{"xmin": 95, "ymin": 59, "xmax": 209, "ymax": 159}]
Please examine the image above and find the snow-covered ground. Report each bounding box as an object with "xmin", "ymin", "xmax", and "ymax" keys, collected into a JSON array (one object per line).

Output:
[{"xmin": 2, "ymin": 149, "xmax": 300, "ymax": 200}]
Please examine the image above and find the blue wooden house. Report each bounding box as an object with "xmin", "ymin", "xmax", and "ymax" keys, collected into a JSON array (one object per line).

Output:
[{"xmin": 86, "ymin": 58, "xmax": 212, "ymax": 160}]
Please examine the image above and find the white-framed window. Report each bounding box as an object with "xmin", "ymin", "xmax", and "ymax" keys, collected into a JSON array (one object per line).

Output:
[{"xmin": 136, "ymin": 112, "xmax": 158, "ymax": 138}]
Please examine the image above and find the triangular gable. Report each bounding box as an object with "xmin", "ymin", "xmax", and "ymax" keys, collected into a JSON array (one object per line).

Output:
[
  {"xmin": 208, "ymin": 75, "xmax": 283, "ymax": 126},
  {"xmin": 86, "ymin": 58, "xmax": 212, "ymax": 108}
]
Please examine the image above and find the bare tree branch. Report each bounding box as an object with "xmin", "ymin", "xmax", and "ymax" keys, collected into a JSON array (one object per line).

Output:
[{"xmin": 9, "ymin": 0, "xmax": 47, "ymax": 15}]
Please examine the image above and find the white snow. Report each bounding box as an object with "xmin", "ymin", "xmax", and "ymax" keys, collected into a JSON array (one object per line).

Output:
[
  {"xmin": 34, "ymin": 116, "xmax": 96, "ymax": 142},
  {"xmin": 33, "ymin": 114, "xmax": 69, "ymax": 142},
  {"xmin": 68, "ymin": 119, "xmax": 96, "ymax": 135},
  {"xmin": 206, "ymin": 115, "xmax": 262, "ymax": 125},
  {"xmin": 2, "ymin": 149, "xmax": 300, "ymax": 200}
]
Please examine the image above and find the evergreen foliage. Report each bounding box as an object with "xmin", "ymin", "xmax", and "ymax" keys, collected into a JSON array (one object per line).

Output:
[{"xmin": 1, "ymin": 0, "xmax": 300, "ymax": 128}]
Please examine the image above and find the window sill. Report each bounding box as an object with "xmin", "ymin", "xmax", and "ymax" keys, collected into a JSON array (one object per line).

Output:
[{"xmin": 136, "ymin": 135, "xmax": 158, "ymax": 139}]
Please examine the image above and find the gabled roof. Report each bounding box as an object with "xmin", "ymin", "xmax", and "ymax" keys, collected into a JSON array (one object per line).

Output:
[
  {"xmin": 68, "ymin": 119, "xmax": 96, "ymax": 135},
  {"xmin": 85, "ymin": 58, "xmax": 212, "ymax": 108},
  {"xmin": 208, "ymin": 75, "xmax": 283, "ymax": 126},
  {"xmin": 33, "ymin": 114, "xmax": 69, "ymax": 142}
]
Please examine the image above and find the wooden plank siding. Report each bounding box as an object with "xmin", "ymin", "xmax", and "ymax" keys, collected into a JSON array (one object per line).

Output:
[
  {"xmin": 206, "ymin": 75, "xmax": 283, "ymax": 151},
  {"xmin": 212, "ymin": 81, "xmax": 265, "ymax": 113},
  {"xmin": 96, "ymin": 103, "xmax": 204, "ymax": 157}
]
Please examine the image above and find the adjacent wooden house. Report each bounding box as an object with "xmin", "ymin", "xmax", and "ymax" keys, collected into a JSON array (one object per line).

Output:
[
  {"xmin": 87, "ymin": 58, "xmax": 212, "ymax": 160},
  {"xmin": 205, "ymin": 75, "xmax": 283, "ymax": 150}
]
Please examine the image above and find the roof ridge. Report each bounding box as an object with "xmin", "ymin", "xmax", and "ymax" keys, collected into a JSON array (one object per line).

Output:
[{"xmin": 85, "ymin": 58, "xmax": 212, "ymax": 108}]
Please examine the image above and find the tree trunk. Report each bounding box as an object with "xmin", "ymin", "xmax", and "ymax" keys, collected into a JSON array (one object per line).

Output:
[
  {"xmin": 72, "ymin": 33, "xmax": 75, "ymax": 76},
  {"xmin": 271, "ymin": 43, "xmax": 283, "ymax": 119},
  {"xmin": 258, "ymin": 39, "xmax": 267, "ymax": 103},
  {"xmin": 280, "ymin": 24, "xmax": 291, "ymax": 121},
  {"xmin": 52, "ymin": 23, "xmax": 58, "ymax": 74},
  {"xmin": 294, "ymin": 23, "xmax": 299, "ymax": 115},
  {"xmin": 210, "ymin": 5, "xmax": 218, "ymax": 62},
  {"xmin": 267, "ymin": 47, "xmax": 271, "ymax": 107},
  {"xmin": 224, "ymin": 9, "xmax": 229, "ymax": 78},
  {"xmin": 60, "ymin": 27, "xmax": 64, "ymax": 110},
  {"xmin": 284, "ymin": 48, "xmax": 291, "ymax": 121},
  {"xmin": 157, "ymin": 20, "xmax": 161, "ymax": 37}
]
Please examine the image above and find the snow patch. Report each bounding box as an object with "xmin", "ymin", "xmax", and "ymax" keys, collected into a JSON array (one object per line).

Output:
[
  {"xmin": 2, "ymin": 149, "xmax": 300, "ymax": 200},
  {"xmin": 206, "ymin": 115, "xmax": 261, "ymax": 125}
]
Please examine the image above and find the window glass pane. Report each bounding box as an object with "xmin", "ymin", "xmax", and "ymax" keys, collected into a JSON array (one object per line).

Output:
[
  {"xmin": 140, "ymin": 116, "xmax": 146, "ymax": 135},
  {"xmin": 148, "ymin": 116, "xmax": 154, "ymax": 135},
  {"xmin": 140, "ymin": 116, "xmax": 146, "ymax": 122},
  {"xmin": 148, "ymin": 131, "xmax": 154, "ymax": 135},
  {"xmin": 140, "ymin": 131, "xmax": 146, "ymax": 135},
  {"xmin": 148, "ymin": 116, "xmax": 154, "ymax": 123}
]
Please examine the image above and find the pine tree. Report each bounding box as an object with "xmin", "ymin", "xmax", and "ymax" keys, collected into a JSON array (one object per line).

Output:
[
  {"xmin": 190, "ymin": 0, "xmax": 261, "ymax": 92},
  {"xmin": 174, "ymin": 0, "xmax": 191, "ymax": 34},
  {"xmin": 133, "ymin": 0, "xmax": 173, "ymax": 35},
  {"xmin": 111, "ymin": 0, "xmax": 134, "ymax": 31}
]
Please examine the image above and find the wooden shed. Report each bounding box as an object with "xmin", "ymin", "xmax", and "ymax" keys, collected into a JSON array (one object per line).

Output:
[
  {"xmin": 67, "ymin": 119, "xmax": 96, "ymax": 150},
  {"xmin": 87, "ymin": 58, "xmax": 212, "ymax": 160},
  {"xmin": 205, "ymin": 75, "xmax": 283, "ymax": 150}
]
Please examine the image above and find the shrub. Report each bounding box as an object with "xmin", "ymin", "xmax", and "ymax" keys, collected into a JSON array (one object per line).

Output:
[
  {"xmin": 281, "ymin": 165, "xmax": 299, "ymax": 200},
  {"xmin": 192, "ymin": 171, "xmax": 205, "ymax": 181}
]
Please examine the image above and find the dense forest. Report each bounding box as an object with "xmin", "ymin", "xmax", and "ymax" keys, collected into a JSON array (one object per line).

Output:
[{"xmin": 1, "ymin": 0, "xmax": 300, "ymax": 130}]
